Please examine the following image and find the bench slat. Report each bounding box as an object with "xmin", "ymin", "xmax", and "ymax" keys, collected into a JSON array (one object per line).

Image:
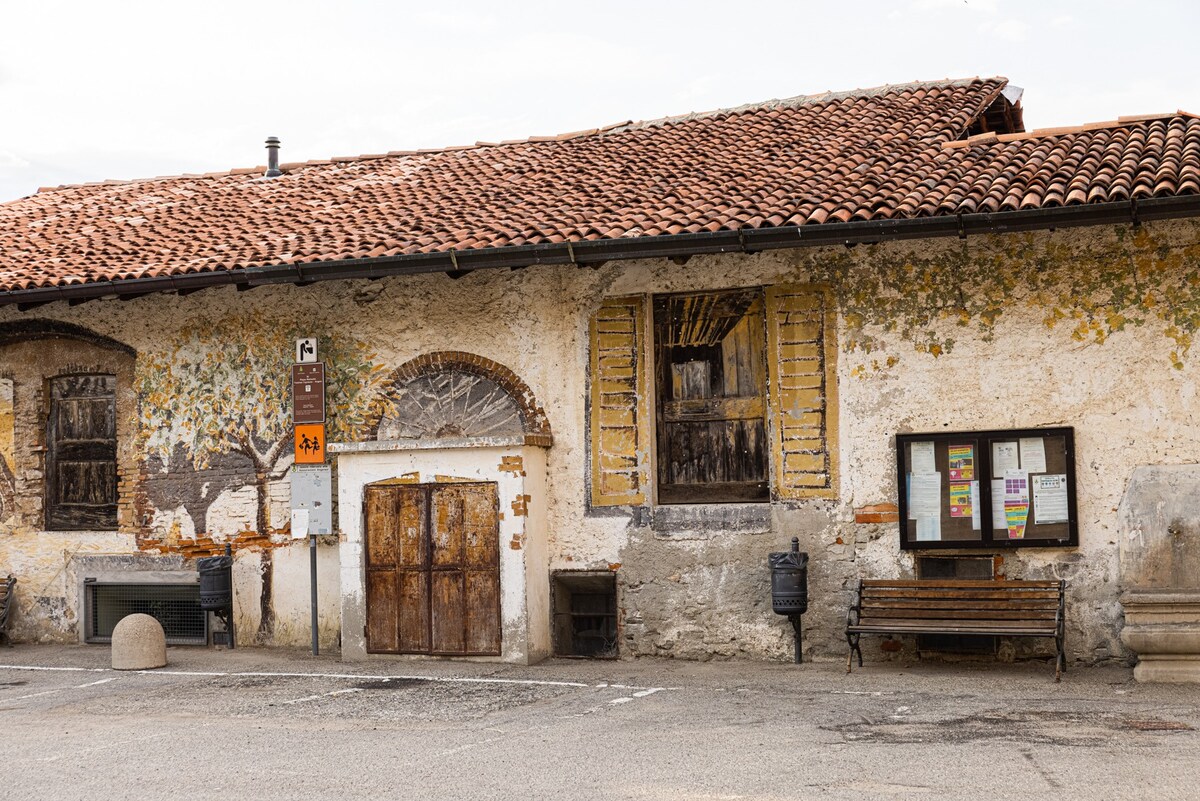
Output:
[
  {"xmin": 861, "ymin": 579, "xmax": 1060, "ymax": 589},
  {"xmin": 850, "ymin": 621, "xmax": 1057, "ymax": 636},
  {"xmin": 857, "ymin": 607, "xmax": 1057, "ymax": 621},
  {"xmin": 860, "ymin": 598, "xmax": 1059, "ymax": 611},
  {"xmin": 862, "ymin": 588, "xmax": 1061, "ymax": 601}
]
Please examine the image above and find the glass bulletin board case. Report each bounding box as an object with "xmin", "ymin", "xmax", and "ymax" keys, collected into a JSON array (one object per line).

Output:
[{"xmin": 895, "ymin": 427, "xmax": 1077, "ymax": 550}]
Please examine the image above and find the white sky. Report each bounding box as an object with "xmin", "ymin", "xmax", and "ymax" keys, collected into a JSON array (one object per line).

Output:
[{"xmin": 2, "ymin": 0, "xmax": 1198, "ymax": 203}]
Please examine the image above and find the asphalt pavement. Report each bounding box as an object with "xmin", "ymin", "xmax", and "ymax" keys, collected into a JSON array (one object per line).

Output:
[{"xmin": 1, "ymin": 645, "xmax": 1197, "ymax": 800}]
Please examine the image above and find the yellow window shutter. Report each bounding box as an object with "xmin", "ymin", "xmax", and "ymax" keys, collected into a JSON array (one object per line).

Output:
[
  {"xmin": 766, "ymin": 284, "xmax": 839, "ymax": 500},
  {"xmin": 589, "ymin": 296, "xmax": 650, "ymax": 506}
]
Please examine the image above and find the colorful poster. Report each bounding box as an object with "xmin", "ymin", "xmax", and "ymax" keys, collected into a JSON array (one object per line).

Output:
[
  {"xmin": 992, "ymin": 441, "xmax": 1019, "ymax": 478},
  {"xmin": 910, "ymin": 441, "xmax": 937, "ymax": 475},
  {"xmin": 1019, "ymin": 437, "xmax": 1047, "ymax": 473},
  {"xmin": 1005, "ymin": 501, "xmax": 1030, "ymax": 539},
  {"xmin": 948, "ymin": 444, "xmax": 974, "ymax": 480},
  {"xmin": 1033, "ymin": 474, "xmax": 1070, "ymax": 524},
  {"xmin": 949, "ymin": 481, "xmax": 974, "ymax": 518},
  {"xmin": 1004, "ymin": 469, "xmax": 1030, "ymax": 539}
]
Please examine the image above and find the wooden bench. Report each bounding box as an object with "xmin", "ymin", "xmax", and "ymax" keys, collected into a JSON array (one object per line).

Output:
[
  {"xmin": 0, "ymin": 575, "xmax": 15, "ymax": 646},
  {"xmin": 846, "ymin": 579, "xmax": 1066, "ymax": 680}
]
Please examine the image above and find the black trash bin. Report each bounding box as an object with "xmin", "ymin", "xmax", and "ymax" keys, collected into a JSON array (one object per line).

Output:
[
  {"xmin": 197, "ymin": 555, "xmax": 233, "ymax": 612},
  {"xmin": 769, "ymin": 537, "xmax": 809, "ymax": 662}
]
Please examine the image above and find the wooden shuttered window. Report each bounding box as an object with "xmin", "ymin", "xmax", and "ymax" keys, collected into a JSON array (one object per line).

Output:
[
  {"xmin": 45, "ymin": 374, "xmax": 119, "ymax": 530},
  {"xmin": 588, "ymin": 298, "xmax": 650, "ymax": 506},
  {"xmin": 652, "ymin": 289, "xmax": 769, "ymax": 504},
  {"xmin": 766, "ymin": 284, "xmax": 838, "ymax": 500},
  {"xmin": 588, "ymin": 284, "xmax": 837, "ymax": 507}
]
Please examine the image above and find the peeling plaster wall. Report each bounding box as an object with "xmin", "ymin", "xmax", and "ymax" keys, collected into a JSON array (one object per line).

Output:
[{"xmin": 0, "ymin": 218, "xmax": 1197, "ymax": 663}]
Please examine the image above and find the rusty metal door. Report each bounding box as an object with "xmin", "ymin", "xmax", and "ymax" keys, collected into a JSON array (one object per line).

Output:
[{"xmin": 365, "ymin": 481, "xmax": 501, "ymax": 656}]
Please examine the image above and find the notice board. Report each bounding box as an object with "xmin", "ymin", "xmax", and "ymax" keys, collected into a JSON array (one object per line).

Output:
[{"xmin": 895, "ymin": 427, "xmax": 1077, "ymax": 550}]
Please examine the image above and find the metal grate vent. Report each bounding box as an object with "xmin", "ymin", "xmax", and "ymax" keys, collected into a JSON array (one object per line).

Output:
[
  {"xmin": 916, "ymin": 556, "xmax": 995, "ymax": 655},
  {"xmin": 552, "ymin": 571, "xmax": 618, "ymax": 658},
  {"xmin": 85, "ymin": 582, "xmax": 208, "ymax": 646}
]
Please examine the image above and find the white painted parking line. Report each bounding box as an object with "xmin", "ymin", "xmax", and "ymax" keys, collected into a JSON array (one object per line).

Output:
[
  {"xmin": 0, "ymin": 663, "xmax": 647, "ymax": 690},
  {"xmin": 283, "ymin": 687, "xmax": 364, "ymax": 705},
  {"xmin": 608, "ymin": 686, "xmax": 666, "ymax": 705},
  {"xmin": 10, "ymin": 676, "xmax": 117, "ymax": 701}
]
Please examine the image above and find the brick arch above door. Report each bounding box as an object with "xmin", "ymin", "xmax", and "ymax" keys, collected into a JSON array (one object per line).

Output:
[{"xmin": 368, "ymin": 351, "xmax": 552, "ymax": 446}]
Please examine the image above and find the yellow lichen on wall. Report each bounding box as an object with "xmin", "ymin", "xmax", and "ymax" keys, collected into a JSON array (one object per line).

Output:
[{"xmin": 803, "ymin": 222, "xmax": 1200, "ymax": 373}]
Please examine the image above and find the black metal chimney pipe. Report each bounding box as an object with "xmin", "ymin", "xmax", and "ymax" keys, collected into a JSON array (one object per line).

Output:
[{"xmin": 265, "ymin": 137, "xmax": 282, "ymax": 178}]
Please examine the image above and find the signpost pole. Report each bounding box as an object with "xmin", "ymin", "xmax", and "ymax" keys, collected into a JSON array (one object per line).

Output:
[
  {"xmin": 293, "ymin": 338, "xmax": 325, "ymax": 658},
  {"xmin": 310, "ymin": 531, "xmax": 319, "ymax": 657}
]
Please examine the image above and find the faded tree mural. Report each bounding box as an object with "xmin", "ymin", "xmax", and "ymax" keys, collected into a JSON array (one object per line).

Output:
[
  {"xmin": 0, "ymin": 379, "xmax": 15, "ymax": 523},
  {"xmin": 138, "ymin": 319, "xmax": 385, "ymax": 639}
]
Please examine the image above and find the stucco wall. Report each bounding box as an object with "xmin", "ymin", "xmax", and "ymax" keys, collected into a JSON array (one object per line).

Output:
[{"xmin": 1, "ymin": 218, "xmax": 1197, "ymax": 662}]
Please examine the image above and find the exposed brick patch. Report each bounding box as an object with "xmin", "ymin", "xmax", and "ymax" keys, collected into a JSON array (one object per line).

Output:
[
  {"xmin": 854, "ymin": 502, "xmax": 900, "ymax": 524},
  {"xmin": 499, "ymin": 455, "xmax": 525, "ymax": 476},
  {"xmin": 510, "ymin": 494, "xmax": 530, "ymax": 517}
]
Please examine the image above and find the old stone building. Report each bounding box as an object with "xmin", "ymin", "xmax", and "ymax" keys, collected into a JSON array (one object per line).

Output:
[{"xmin": 1, "ymin": 77, "xmax": 1198, "ymax": 666}]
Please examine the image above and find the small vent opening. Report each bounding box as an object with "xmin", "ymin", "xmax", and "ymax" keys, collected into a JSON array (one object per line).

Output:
[
  {"xmin": 86, "ymin": 582, "xmax": 208, "ymax": 645},
  {"xmin": 916, "ymin": 556, "xmax": 995, "ymax": 654},
  {"xmin": 552, "ymin": 571, "xmax": 617, "ymax": 658}
]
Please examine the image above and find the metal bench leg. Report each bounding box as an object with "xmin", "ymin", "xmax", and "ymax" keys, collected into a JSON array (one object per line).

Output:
[{"xmin": 846, "ymin": 634, "xmax": 854, "ymax": 673}]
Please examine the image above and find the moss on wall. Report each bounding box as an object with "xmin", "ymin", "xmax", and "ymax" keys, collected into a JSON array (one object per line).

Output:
[{"xmin": 802, "ymin": 222, "xmax": 1200, "ymax": 374}]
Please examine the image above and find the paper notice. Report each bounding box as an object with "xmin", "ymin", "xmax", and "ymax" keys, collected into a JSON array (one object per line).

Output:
[
  {"xmin": 909, "ymin": 472, "xmax": 942, "ymax": 518},
  {"xmin": 1003, "ymin": 469, "xmax": 1030, "ymax": 539},
  {"xmin": 910, "ymin": 472, "xmax": 942, "ymax": 541},
  {"xmin": 949, "ymin": 481, "xmax": 974, "ymax": 518},
  {"xmin": 992, "ymin": 441, "xmax": 1019, "ymax": 478},
  {"xmin": 910, "ymin": 441, "xmax": 937, "ymax": 475},
  {"xmin": 971, "ymin": 481, "xmax": 981, "ymax": 530},
  {"xmin": 948, "ymin": 443, "xmax": 975, "ymax": 480},
  {"xmin": 991, "ymin": 479, "xmax": 1007, "ymax": 531},
  {"xmin": 290, "ymin": 508, "xmax": 310, "ymax": 539},
  {"xmin": 1033, "ymin": 474, "xmax": 1070, "ymax": 524},
  {"xmin": 915, "ymin": 516, "xmax": 941, "ymax": 541},
  {"xmin": 1019, "ymin": 437, "xmax": 1048, "ymax": 473}
]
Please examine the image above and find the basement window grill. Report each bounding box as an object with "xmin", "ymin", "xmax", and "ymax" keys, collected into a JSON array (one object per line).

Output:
[
  {"xmin": 552, "ymin": 571, "xmax": 618, "ymax": 659},
  {"xmin": 916, "ymin": 556, "xmax": 996, "ymax": 655},
  {"xmin": 85, "ymin": 582, "xmax": 208, "ymax": 646}
]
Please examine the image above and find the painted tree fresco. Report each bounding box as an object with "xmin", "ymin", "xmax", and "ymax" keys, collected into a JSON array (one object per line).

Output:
[
  {"xmin": 137, "ymin": 318, "xmax": 385, "ymax": 638},
  {"xmin": 0, "ymin": 378, "xmax": 15, "ymax": 523}
]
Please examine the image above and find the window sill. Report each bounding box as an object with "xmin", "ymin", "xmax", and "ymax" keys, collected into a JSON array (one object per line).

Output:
[{"xmin": 650, "ymin": 503, "xmax": 772, "ymax": 540}]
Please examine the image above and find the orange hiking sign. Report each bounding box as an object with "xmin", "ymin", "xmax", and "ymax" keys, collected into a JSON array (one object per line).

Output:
[{"xmin": 294, "ymin": 423, "xmax": 326, "ymax": 464}]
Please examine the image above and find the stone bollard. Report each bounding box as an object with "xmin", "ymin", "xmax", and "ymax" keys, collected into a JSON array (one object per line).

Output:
[{"xmin": 111, "ymin": 613, "xmax": 167, "ymax": 670}]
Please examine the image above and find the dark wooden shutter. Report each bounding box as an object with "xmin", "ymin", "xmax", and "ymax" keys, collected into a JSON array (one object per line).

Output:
[{"xmin": 46, "ymin": 375, "xmax": 118, "ymax": 530}]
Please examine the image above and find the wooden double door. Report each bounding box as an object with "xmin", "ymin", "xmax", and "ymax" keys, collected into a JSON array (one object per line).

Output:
[{"xmin": 365, "ymin": 482, "xmax": 502, "ymax": 656}]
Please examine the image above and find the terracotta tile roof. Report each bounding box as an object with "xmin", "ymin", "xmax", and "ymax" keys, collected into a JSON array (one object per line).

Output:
[{"xmin": 1, "ymin": 76, "xmax": 1197, "ymax": 296}]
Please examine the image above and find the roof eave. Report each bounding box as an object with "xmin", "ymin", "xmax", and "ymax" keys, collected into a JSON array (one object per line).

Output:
[{"xmin": 3, "ymin": 195, "xmax": 1198, "ymax": 309}]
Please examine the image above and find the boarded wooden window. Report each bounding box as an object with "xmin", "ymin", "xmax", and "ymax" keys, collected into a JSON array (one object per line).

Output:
[
  {"xmin": 45, "ymin": 375, "xmax": 118, "ymax": 530},
  {"xmin": 653, "ymin": 289, "xmax": 768, "ymax": 504}
]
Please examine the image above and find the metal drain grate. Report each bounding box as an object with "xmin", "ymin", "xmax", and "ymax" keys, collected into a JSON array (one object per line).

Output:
[
  {"xmin": 85, "ymin": 582, "xmax": 208, "ymax": 645},
  {"xmin": 552, "ymin": 571, "xmax": 618, "ymax": 658}
]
